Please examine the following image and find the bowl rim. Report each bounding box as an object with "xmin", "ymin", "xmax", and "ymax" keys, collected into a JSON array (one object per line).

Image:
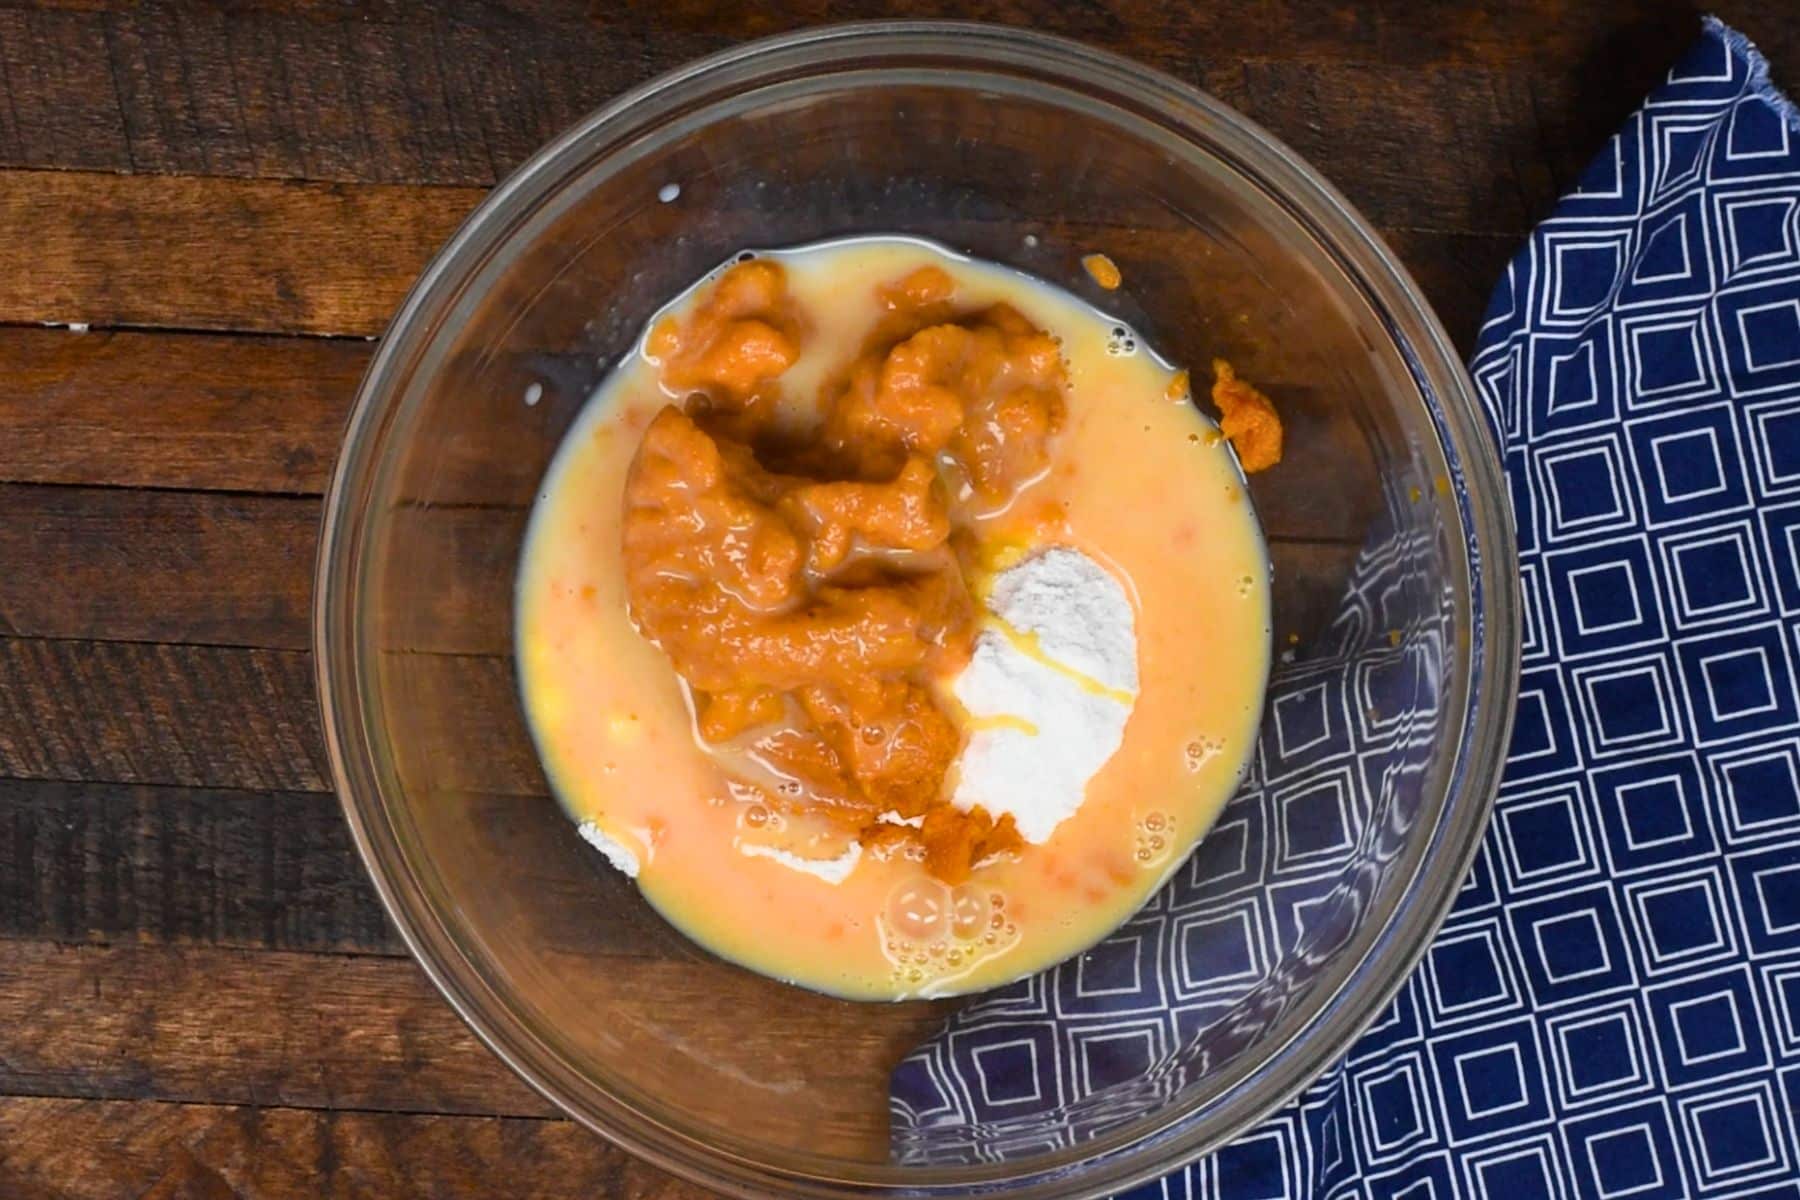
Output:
[{"xmin": 316, "ymin": 19, "xmax": 1520, "ymax": 1199}]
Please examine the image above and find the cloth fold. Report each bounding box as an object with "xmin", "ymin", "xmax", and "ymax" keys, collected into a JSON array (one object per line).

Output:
[{"xmin": 891, "ymin": 18, "xmax": 1800, "ymax": 1197}]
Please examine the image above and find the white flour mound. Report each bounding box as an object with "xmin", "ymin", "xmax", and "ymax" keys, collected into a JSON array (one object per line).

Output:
[
  {"xmin": 951, "ymin": 547, "xmax": 1139, "ymax": 844},
  {"xmin": 578, "ymin": 820, "xmax": 640, "ymax": 878}
]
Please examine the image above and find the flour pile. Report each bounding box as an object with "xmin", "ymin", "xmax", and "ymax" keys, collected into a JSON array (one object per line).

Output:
[{"xmin": 950, "ymin": 547, "xmax": 1139, "ymax": 843}]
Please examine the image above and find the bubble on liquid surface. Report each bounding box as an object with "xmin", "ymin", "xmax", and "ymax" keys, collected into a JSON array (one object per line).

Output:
[
  {"xmin": 950, "ymin": 885, "xmax": 990, "ymax": 940},
  {"xmin": 523, "ymin": 381, "xmax": 543, "ymax": 407},
  {"xmin": 657, "ymin": 182, "xmax": 681, "ymax": 203},
  {"xmin": 886, "ymin": 879, "xmax": 950, "ymax": 942},
  {"xmin": 1105, "ymin": 325, "xmax": 1139, "ymax": 357},
  {"xmin": 1184, "ymin": 735, "xmax": 1226, "ymax": 772}
]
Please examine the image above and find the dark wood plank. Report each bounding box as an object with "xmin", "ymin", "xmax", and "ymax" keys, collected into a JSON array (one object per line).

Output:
[
  {"xmin": 3, "ymin": 4, "xmax": 1782, "ymax": 243},
  {"xmin": 0, "ymin": 80, "xmax": 1598, "ymax": 358},
  {"xmin": 0, "ymin": 328, "xmax": 570, "ymax": 504},
  {"xmin": 0, "ymin": 940, "xmax": 954, "ymax": 1155},
  {"xmin": 0, "ymin": 42, "xmax": 1554, "ymax": 240},
  {"xmin": 0, "ymin": 1095, "xmax": 709, "ymax": 1199},
  {"xmin": 0, "ymin": 484, "xmax": 318, "ymax": 650},
  {"xmin": 596, "ymin": 0, "xmax": 1796, "ymax": 83},
  {"xmin": 1, "ymin": 1, "xmax": 1789, "ymax": 204},
  {"xmin": 0, "ymin": 5, "xmax": 705, "ymax": 186},
  {"xmin": 1202, "ymin": 60, "xmax": 1561, "ymax": 237},
  {"xmin": 0, "ymin": 170, "xmax": 480, "ymax": 335},
  {"xmin": 0, "ymin": 328, "xmax": 364, "ymax": 495},
  {"xmin": 0, "ymin": 779, "xmax": 401, "ymax": 955},
  {"xmin": 1386, "ymin": 229, "xmax": 1523, "ymax": 354},
  {"xmin": 0, "ymin": 634, "xmax": 539, "ymax": 794},
  {"xmin": 0, "ymin": 639, "xmax": 326, "ymax": 791},
  {"xmin": 0, "ymin": 778, "xmax": 703, "ymax": 959},
  {"xmin": 0, "ymin": 940, "xmax": 552, "ymax": 1118}
]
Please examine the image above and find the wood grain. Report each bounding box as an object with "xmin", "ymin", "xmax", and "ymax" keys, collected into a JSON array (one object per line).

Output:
[
  {"xmin": 1204, "ymin": 61, "xmax": 1562, "ymax": 236},
  {"xmin": 1385, "ymin": 230, "xmax": 1523, "ymax": 358},
  {"xmin": 0, "ymin": 634, "xmax": 552, "ymax": 794},
  {"xmin": 0, "ymin": 939, "xmax": 955, "ymax": 1156},
  {"xmin": 0, "ymin": 484, "xmax": 317, "ymax": 649},
  {"xmin": 0, "ymin": 65, "xmax": 1559, "ymax": 288},
  {"xmin": 0, "ymin": 328, "xmax": 365, "ymax": 494},
  {"xmin": 0, "ymin": 940, "xmax": 552, "ymax": 1117},
  {"xmin": 0, "ymin": 1095, "xmax": 704, "ymax": 1200},
  {"xmin": 0, "ymin": 1, "xmax": 1763, "ymax": 205},
  {"xmin": 0, "ymin": 779, "xmax": 706, "ymax": 960},
  {"xmin": 0, "ymin": 170, "xmax": 479, "ymax": 335},
  {"xmin": 0, "ymin": 161, "xmax": 1506, "ymax": 351},
  {"xmin": 0, "ymin": 779, "xmax": 400, "ymax": 955},
  {"xmin": 0, "ymin": 639, "xmax": 325, "ymax": 791}
]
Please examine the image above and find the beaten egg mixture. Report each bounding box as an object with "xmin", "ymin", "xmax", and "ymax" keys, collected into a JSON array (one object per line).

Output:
[{"xmin": 517, "ymin": 237, "xmax": 1274, "ymax": 999}]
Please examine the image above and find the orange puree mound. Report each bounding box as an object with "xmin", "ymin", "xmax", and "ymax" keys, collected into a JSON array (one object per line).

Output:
[
  {"xmin": 823, "ymin": 299, "xmax": 1068, "ymax": 500},
  {"xmin": 1209, "ymin": 359, "xmax": 1283, "ymax": 473},
  {"xmin": 782, "ymin": 457, "xmax": 949, "ymax": 575},
  {"xmin": 621, "ymin": 259, "xmax": 1070, "ymax": 880},
  {"xmin": 920, "ymin": 805, "xmax": 1024, "ymax": 885},
  {"xmin": 646, "ymin": 258, "xmax": 803, "ymax": 436}
]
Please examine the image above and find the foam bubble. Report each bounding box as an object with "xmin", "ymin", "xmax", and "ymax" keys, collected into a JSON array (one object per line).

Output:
[
  {"xmin": 1104, "ymin": 325, "xmax": 1140, "ymax": 357},
  {"xmin": 950, "ymin": 885, "xmax": 989, "ymax": 940},
  {"xmin": 886, "ymin": 880, "xmax": 950, "ymax": 941}
]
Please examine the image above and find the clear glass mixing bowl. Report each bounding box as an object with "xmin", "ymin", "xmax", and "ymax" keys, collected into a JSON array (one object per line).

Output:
[{"xmin": 316, "ymin": 22, "xmax": 1518, "ymax": 1199}]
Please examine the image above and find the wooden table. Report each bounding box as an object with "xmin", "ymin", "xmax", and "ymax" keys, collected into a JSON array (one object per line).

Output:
[{"xmin": 2, "ymin": 2, "xmax": 1796, "ymax": 1195}]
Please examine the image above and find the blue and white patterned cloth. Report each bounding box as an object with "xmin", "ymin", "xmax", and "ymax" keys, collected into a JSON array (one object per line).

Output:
[{"xmin": 892, "ymin": 19, "xmax": 1800, "ymax": 1197}]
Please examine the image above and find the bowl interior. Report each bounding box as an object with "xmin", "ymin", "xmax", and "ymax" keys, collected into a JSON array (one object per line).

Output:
[{"xmin": 320, "ymin": 27, "xmax": 1506, "ymax": 1199}]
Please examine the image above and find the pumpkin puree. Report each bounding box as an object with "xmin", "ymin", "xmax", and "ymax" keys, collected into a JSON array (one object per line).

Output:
[
  {"xmin": 621, "ymin": 261, "xmax": 1284, "ymax": 884},
  {"xmin": 622, "ymin": 261, "xmax": 1088, "ymax": 882}
]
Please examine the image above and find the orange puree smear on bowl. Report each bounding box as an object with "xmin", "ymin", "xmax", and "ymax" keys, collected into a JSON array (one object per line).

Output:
[
  {"xmin": 517, "ymin": 237, "xmax": 1277, "ymax": 999},
  {"xmin": 1210, "ymin": 359, "xmax": 1283, "ymax": 472},
  {"xmin": 1081, "ymin": 253, "xmax": 1122, "ymax": 290}
]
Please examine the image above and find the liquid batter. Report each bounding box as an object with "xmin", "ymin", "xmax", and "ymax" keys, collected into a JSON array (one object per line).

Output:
[{"xmin": 517, "ymin": 237, "xmax": 1272, "ymax": 999}]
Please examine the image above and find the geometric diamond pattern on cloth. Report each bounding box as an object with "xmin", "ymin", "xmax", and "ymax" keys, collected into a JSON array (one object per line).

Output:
[{"xmin": 891, "ymin": 19, "xmax": 1800, "ymax": 1197}]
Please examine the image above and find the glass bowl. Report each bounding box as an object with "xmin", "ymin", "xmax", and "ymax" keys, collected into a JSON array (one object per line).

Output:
[{"xmin": 316, "ymin": 22, "xmax": 1518, "ymax": 1199}]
